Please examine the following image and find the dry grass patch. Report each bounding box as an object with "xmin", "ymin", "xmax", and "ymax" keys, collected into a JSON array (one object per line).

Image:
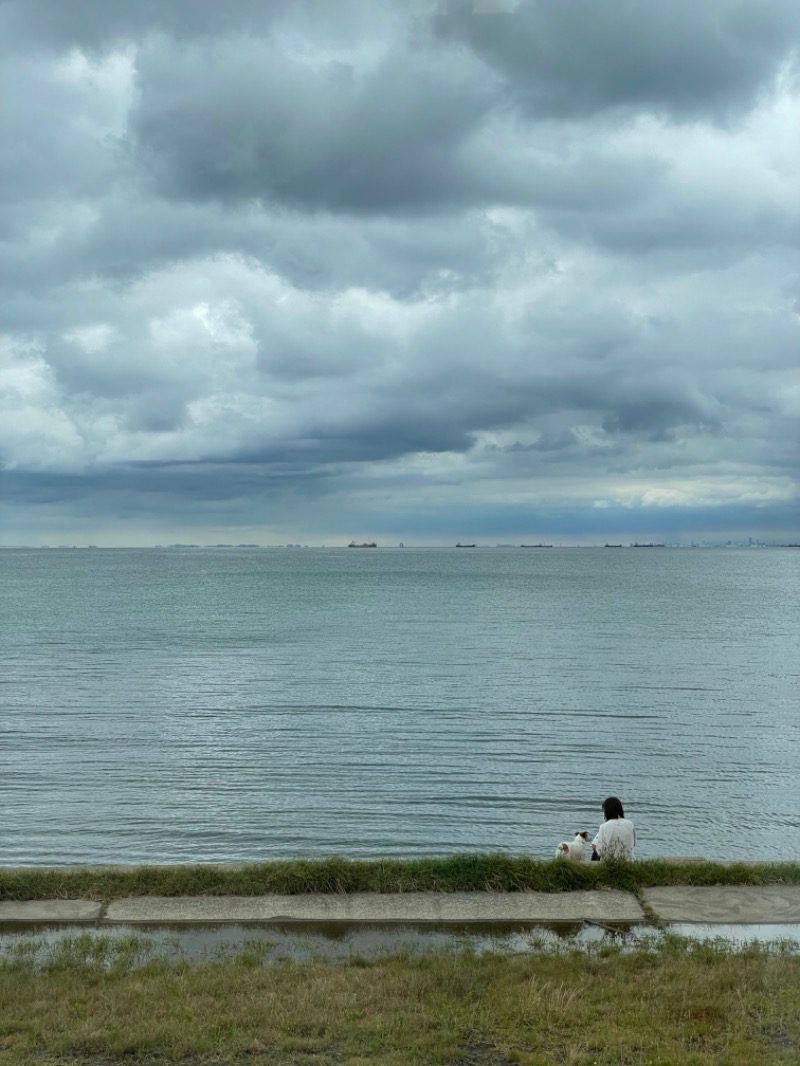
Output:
[{"xmin": 0, "ymin": 937, "xmax": 798, "ymax": 1065}]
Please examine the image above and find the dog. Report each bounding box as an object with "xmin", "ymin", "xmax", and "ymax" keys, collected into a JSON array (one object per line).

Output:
[{"xmin": 554, "ymin": 831, "xmax": 591, "ymax": 861}]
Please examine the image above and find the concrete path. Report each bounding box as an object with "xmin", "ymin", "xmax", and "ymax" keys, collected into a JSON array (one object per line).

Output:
[
  {"xmin": 2, "ymin": 885, "xmax": 799, "ymax": 926},
  {"xmin": 643, "ymin": 885, "xmax": 800, "ymax": 924},
  {"xmin": 0, "ymin": 901, "xmax": 102, "ymax": 922},
  {"xmin": 105, "ymin": 890, "xmax": 644, "ymax": 923}
]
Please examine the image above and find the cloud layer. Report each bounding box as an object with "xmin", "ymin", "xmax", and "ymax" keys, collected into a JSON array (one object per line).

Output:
[{"xmin": 2, "ymin": 0, "xmax": 799, "ymax": 543}]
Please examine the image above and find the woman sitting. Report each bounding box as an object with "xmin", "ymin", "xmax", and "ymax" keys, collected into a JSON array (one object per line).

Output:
[{"xmin": 591, "ymin": 796, "xmax": 635, "ymax": 860}]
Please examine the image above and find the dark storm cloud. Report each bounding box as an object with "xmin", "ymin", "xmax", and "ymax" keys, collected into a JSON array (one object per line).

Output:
[
  {"xmin": 438, "ymin": 0, "xmax": 800, "ymax": 119},
  {"xmin": 129, "ymin": 33, "xmax": 497, "ymax": 214}
]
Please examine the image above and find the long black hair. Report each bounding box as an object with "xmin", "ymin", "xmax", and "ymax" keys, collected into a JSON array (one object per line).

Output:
[{"xmin": 602, "ymin": 796, "xmax": 625, "ymax": 820}]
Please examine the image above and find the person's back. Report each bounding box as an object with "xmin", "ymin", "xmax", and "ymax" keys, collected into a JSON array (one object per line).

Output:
[
  {"xmin": 593, "ymin": 816, "xmax": 635, "ymax": 859},
  {"xmin": 592, "ymin": 796, "xmax": 635, "ymax": 860}
]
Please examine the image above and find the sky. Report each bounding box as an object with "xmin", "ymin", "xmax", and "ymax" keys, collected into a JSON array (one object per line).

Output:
[{"xmin": 1, "ymin": 0, "xmax": 799, "ymax": 547}]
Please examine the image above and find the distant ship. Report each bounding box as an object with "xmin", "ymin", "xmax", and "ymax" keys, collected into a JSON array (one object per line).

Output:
[
  {"xmin": 631, "ymin": 543, "xmax": 665, "ymax": 548},
  {"xmin": 348, "ymin": 541, "xmax": 377, "ymax": 548},
  {"xmin": 455, "ymin": 543, "xmax": 476, "ymax": 548},
  {"xmin": 520, "ymin": 544, "xmax": 553, "ymax": 548}
]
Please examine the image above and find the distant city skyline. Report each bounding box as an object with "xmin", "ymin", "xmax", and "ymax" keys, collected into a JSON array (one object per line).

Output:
[{"xmin": 4, "ymin": 538, "xmax": 797, "ymax": 550}]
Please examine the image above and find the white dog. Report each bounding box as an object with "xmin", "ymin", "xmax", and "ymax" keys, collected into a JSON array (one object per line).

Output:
[{"xmin": 554, "ymin": 831, "xmax": 591, "ymax": 861}]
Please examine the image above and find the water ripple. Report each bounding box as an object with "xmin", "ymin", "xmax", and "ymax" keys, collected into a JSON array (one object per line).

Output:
[{"xmin": 2, "ymin": 547, "xmax": 799, "ymax": 864}]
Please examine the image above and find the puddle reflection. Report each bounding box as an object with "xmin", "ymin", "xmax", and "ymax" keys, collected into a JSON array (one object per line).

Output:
[{"xmin": 1, "ymin": 920, "xmax": 797, "ymax": 969}]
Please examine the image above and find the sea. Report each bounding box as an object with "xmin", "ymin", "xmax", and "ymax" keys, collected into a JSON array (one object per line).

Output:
[{"xmin": 2, "ymin": 546, "xmax": 798, "ymax": 866}]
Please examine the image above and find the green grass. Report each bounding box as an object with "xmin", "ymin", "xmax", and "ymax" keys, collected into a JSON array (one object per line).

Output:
[
  {"xmin": 0, "ymin": 934, "xmax": 798, "ymax": 1065},
  {"xmin": 2, "ymin": 855, "xmax": 799, "ymax": 902}
]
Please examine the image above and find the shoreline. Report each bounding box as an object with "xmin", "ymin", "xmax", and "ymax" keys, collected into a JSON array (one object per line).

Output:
[
  {"xmin": 4, "ymin": 859, "xmax": 799, "ymax": 1065},
  {"xmin": 3, "ymin": 857, "xmax": 800, "ymax": 926}
]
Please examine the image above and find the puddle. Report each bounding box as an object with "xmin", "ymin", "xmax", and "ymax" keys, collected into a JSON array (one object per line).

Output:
[
  {"xmin": 0, "ymin": 920, "xmax": 645, "ymax": 967},
  {"xmin": 665, "ymin": 923, "xmax": 800, "ymax": 946},
  {"xmin": 1, "ymin": 921, "xmax": 797, "ymax": 969}
]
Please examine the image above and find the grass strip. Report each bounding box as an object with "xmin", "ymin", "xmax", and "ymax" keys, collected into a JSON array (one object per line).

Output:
[
  {"xmin": 0, "ymin": 934, "xmax": 798, "ymax": 1065},
  {"xmin": 2, "ymin": 856, "xmax": 799, "ymax": 903}
]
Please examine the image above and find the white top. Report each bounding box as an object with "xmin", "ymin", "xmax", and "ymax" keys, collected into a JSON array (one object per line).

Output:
[{"xmin": 592, "ymin": 817, "xmax": 636, "ymax": 860}]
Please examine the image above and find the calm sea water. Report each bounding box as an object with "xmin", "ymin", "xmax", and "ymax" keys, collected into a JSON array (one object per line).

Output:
[{"xmin": 2, "ymin": 547, "xmax": 798, "ymax": 865}]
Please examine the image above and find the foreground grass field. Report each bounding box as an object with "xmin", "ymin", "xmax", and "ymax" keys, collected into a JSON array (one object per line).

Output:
[
  {"xmin": 0, "ymin": 934, "xmax": 798, "ymax": 1065},
  {"xmin": 3, "ymin": 855, "xmax": 800, "ymax": 902}
]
